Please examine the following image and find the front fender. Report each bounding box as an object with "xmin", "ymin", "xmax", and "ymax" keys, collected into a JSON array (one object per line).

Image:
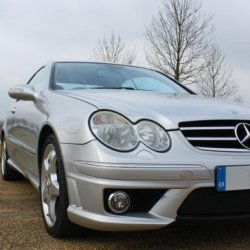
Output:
[{"xmin": 42, "ymin": 92, "xmax": 98, "ymax": 144}]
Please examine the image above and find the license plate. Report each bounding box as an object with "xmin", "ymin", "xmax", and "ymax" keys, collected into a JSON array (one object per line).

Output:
[{"xmin": 216, "ymin": 165, "xmax": 250, "ymax": 191}]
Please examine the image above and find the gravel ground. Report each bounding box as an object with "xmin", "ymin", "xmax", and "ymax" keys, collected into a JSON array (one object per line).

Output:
[{"xmin": 1, "ymin": 175, "xmax": 250, "ymax": 249}]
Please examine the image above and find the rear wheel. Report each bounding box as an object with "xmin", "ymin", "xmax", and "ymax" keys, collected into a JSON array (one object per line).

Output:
[
  {"xmin": 40, "ymin": 134, "xmax": 77, "ymax": 238},
  {"xmin": 1, "ymin": 136, "xmax": 20, "ymax": 181}
]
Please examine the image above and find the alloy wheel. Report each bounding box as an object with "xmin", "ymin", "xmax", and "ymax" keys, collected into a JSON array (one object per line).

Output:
[{"xmin": 41, "ymin": 144, "xmax": 60, "ymax": 227}]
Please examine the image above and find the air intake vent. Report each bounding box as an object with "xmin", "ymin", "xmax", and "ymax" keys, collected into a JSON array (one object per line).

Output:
[
  {"xmin": 179, "ymin": 120, "xmax": 250, "ymax": 152},
  {"xmin": 178, "ymin": 188, "xmax": 250, "ymax": 217}
]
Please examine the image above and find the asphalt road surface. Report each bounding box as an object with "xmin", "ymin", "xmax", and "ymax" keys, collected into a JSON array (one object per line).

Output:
[{"xmin": 1, "ymin": 174, "xmax": 250, "ymax": 249}]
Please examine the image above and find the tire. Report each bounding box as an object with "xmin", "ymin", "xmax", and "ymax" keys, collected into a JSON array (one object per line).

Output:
[
  {"xmin": 1, "ymin": 136, "xmax": 21, "ymax": 181},
  {"xmin": 40, "ymin": 134, "xmax": 77, "ymax": 238}
]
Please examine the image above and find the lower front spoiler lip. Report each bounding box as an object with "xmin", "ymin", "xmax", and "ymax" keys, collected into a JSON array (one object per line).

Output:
[{"xmin": 67, "ymin": 205, "xmax": 174, "ymax": 231}]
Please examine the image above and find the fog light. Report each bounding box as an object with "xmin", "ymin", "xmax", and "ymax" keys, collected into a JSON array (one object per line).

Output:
[{"xmin": 108, "ymin": 191, "xmax": 130, "ymax": 213}]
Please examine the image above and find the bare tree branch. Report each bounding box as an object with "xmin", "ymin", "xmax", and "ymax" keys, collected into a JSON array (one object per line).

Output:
[
  {"xmin": 145, "ymin": 0, "xmax": 213, "ymax": 85},
  {"xmin": 92, "ymin": 32, "xmax": 137, "ymax": 65},
  {"xmin": 197, "ymin": 44, "xmax": 238, "ymax": 99},
  {"xmin": 234, "ymin": 95, "xmax": 243, "ymax": 103}
]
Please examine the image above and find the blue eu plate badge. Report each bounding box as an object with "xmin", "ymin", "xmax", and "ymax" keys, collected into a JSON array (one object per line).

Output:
[{"xmin": 216, "ymin": 166, "xmax": 226, "ymax": 191}]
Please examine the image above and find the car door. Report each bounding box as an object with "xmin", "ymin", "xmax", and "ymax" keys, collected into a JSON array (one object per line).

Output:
[{"xmin": 7, "ymin": 67, "xmax": 48, "ymax": 177}]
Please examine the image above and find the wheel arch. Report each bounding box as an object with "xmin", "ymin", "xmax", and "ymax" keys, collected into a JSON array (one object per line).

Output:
[{"xmin": 37, "ymin": 124, "xmax": 57, "ymax": 170}]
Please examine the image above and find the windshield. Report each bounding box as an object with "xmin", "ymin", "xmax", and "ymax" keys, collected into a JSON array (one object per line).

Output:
[{"xmin": 53, "ymin": 62, "xmax": 190, "ymax": 94}]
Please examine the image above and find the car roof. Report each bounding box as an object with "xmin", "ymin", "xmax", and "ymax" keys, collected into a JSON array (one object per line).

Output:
[{"xmin": 52, "ymin": 61, "xmax": 158, "ymax": 72}]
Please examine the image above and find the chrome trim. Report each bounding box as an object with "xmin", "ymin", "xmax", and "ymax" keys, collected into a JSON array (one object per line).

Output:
[
  {"xmin": 179, "ymin": 122, "xmax": 249, "ymax": 152},
  {"xmin": 235, "ymin": 123, "xmax": 250, "ymax": 150},
  {"xmin": 196, "ymin": 147, "xmax": 250, "ymax": 152},
  {"xmin": 187, "ymin": 137, "xmax": 237, "ymax": 141},
  {"xmin": 180, "ymin": 126, "xmax": 235, "ymax": 130}
]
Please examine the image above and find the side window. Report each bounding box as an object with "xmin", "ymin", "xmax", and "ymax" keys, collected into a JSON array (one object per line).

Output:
[{"xmin": 28, "ymin": 67, "xmax": 46, "ymax": 92}]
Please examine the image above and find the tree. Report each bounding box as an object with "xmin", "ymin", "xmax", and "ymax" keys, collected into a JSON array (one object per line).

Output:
[
  {"xmin": 197, "ymin": 45, "xmax": 237, "ymax": 99},
  {"xmin": 234, "ymin": 95, "xmax": 243, "ymax": 103},
  {"xmin": 145, "ymin": 0, "xmax": 212, "ymax": 84},
  {"xmin": 92, "ymin": 32, "xmax": 136, "ymax": 65}
]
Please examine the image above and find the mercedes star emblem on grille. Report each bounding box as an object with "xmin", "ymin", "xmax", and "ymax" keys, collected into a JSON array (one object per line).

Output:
[{"xmin": 235, "ymin": 123, "xmax": 250, "ymax": 149}]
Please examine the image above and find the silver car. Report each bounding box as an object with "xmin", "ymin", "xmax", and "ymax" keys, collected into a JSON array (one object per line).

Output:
[{"xmin": 2, "ymin": 61, "xmax": 250, "ymax": 238}]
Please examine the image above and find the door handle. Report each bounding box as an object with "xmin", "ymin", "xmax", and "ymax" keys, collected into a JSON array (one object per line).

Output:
[{"xmin": 11, "ymin": 107, "xmax": 16, "ymax": 114}]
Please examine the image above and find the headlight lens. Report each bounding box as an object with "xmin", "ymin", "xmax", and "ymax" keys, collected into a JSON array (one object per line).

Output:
[
  {"xmin": 90, "ymin": 111, "xmax": 139, "ymax": 151},
  {"xmin": 137, "ymin": 121, "xmax": 171, "ymax": 152},
  {"xmin": 90, "ymin": 111, "xmax": 171, "ymax": 152}
]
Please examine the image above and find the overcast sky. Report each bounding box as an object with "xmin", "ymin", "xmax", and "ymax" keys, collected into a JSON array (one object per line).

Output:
[{"xmin": 0, "ymin": 0, "xmax": 250, "ymax": 118}]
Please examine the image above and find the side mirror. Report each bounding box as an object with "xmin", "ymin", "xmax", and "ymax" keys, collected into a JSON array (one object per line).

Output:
[{"xmin": 8, "ymin": 85, "xmax": 38, "ymax": 101}]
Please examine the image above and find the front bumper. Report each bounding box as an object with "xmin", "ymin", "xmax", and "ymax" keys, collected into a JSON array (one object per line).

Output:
[
  {"xmin": 60, "ymin": 131, "xmax": 250, "ymax": 231},
  {"xmin": 66, "ymin": 163, "xmax": 213, "ymax": 231}
]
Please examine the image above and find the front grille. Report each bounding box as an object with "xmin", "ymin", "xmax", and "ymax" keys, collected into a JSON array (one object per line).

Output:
[
  {"xmin": 179, "ymin": 120, "xmax": 250, "ymax": 152},
  {"xmin": 104, "ymin": 189, "xmax": 166, "ymax": 214},
  {"xmin": 178, "ymin": 188, "xmax": 250, "ymax": 217}
]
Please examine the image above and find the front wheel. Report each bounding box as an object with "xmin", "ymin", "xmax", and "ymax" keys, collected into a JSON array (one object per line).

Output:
[{"xmin": 40, "ymin": 134, "xmax": 76, "ymax": 238}]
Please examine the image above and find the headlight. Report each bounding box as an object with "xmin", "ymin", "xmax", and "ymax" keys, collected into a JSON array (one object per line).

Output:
[
  {"xmin": 137, "ymin": 121, "xmax": 171, "ymax": 152},
  {"xmin": 90, "ymin": 111, "xmax": 171, "ymax": 152},
  {"xmin": 90, "ymin": 111, "xmax": 139, "ymax": 151}
]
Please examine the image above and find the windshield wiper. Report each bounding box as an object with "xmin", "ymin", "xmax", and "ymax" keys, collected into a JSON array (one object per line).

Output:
[{"xmin": 89, "ymin": 86, "xmax": 136, "ymax": 90}]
